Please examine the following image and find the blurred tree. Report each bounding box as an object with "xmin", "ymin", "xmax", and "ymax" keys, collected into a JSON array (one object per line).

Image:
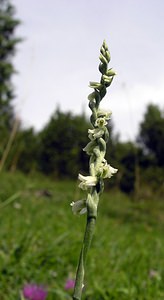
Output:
[
  {"xmin": 0, "ymin": 0, "xmax": 21, "ymax": 156},
  {"xmin": 113, "ymin": 141, "xmax": 136, "ymax": 193},
  {"xmin": 138, "ymin": 104, "xmax": 164, "ymax": 166},
  {"xmin": 8, "ymin": 127, "xmax": 39, "ymax": 173},
  {"xmin": 38, "ymin": 108, "xmax": 90, "ymax": 178}
]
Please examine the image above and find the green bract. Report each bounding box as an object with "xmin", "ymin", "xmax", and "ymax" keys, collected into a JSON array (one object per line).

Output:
[{"xmin": 70, "ymin": 200, "xmax": 87, "ymax": 215}]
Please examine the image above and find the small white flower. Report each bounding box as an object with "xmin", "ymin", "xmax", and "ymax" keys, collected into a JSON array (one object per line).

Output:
[
  {"xmin": 97, "ymin": 109, "xmax": 112, "ymax": 120},
  {"xmin": 13, "ymin": 202, "xmax": 21, "ymax": 210},
  {"xmin": 78, "ymin": 174, "xmax": 97, "ymax": 190},
  {"xmin": 88, "ymin": 128, "xmax": 104, "ymax": 140},
  {"xmin": 70, "ymin": 200, "xmax": 87, "ymax": 215},
  {"xmin": 97, "ymin": 160, "xmax": 118, "ymax": 179},
  {"xmin": 95, "ymin": 117, "xmax": 107, "ymax": 128},
  {"xmin": 103, "ymin": 164, "xmax": 118, "ymax": 178},
  {"xmin": 83, "ymin": 141, "xmax": 95, "ymax": 155}
]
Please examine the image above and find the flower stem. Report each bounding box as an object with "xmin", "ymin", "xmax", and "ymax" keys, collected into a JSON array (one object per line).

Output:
[{"xmin": 72, "ymin": 212, "xmax": 97, "ymax": 300}]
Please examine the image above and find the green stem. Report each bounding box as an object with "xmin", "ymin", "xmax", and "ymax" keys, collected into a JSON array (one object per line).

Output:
[{"xmin": 72, "ymin": 214, "xmax": 96, "ymax": 300}]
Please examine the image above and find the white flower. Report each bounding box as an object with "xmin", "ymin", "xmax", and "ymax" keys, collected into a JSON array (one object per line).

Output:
[
  {"xmin": 102, "ymin": 164, "xmax": 118, "ymax": 178},
  {"xmin": 83, "ymin": 141, "xmax": 95, "ymax": 155},
  {"xmin": 78, "ymin": 174, "xmax": 97, "ymax": 190},
  {"xmin": 70, "ymin": 200, "xmax": 87, "ymax": 215},
  {"xmin": 95, "ymin": 117, "xmax": 107, "ymax": 128},
  {"xmin": 97, "ymin": 109, "xmax": 112, "ymax": 120},
  {"xmin": 97, "ymin": 160, "xmax": 118, "ymax": 178},
  {"xmin": 88, "ymin": 128, "xmax": 104, "ymax": 140}
]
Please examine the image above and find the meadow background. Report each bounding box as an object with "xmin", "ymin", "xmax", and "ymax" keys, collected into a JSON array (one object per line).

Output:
[
  {"xmin": 0, "ymin": 172, "xmax": 164, "ymax": 299},
  {"xmin": 0, "ymin": 0, "xmax": 164, "ymax": 299}
]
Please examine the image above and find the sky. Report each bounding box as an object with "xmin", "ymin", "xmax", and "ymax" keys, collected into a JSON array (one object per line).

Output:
[{"xmin": 13, "ymin": 0, "xmax": 164, "ymax": 141}]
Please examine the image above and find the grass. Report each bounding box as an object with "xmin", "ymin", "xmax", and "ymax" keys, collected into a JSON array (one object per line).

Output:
[{"xmin": 0, "ymin": 171, "xmax": 164, "ymax": 299}]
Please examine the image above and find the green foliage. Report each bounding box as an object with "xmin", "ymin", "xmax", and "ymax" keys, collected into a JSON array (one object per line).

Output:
[
  {"xmin": 1, "ymin": 104, "xmax": 163, "ymax": 199},
  {"xmin": 138, "ymin": 104, "xmax": 164, "ymax": 166},
  {"xmin": 0, "ymin": 172, "xmax": 164, "ymax": 299},
  {"xmin": 38, "ymin": 108, "xmax": 90, "ymax": 177},
  {"xmin": 109, "ymin": 141, "xmax": 136, "ymax": 193},
  {"xmin": 134, "ymin": 104, "xmax": 164, "ymax": 197},
  {"xmin": 1, "ymin": 102, "xmax": 163, "ymax": 199},
  {"xmin": 0, "ymin": 0, "xmax": 21, "ymax": 153},
  {"xmin": 7, "ymin": 127, "xmax": 39, "ymax": 172}
]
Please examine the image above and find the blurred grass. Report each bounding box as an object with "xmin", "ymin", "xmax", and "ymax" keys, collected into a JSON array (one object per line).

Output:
[{"xmin": 0, "ymin": 172, "xmax": 164, "ymax": 299}]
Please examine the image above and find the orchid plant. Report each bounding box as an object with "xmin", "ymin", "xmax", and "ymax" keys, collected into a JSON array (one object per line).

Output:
[{"xmin": 71, "ymin": 40, "xmax": 118, "ymax": 300}]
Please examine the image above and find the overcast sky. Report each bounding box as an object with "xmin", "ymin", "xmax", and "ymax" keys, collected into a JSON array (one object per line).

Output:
[{"xmin": 13, "ymin": 0, "xmax": 164, "ymax": 141}]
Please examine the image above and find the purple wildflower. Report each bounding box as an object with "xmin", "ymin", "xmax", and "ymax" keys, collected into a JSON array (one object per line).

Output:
[
  {"xmin": 64, "ymin": 279, "xmax": 75, "ymax": 290},
  {"xmin": 23, "ymin": 284, "xmax": 47, "ymax": 300}
]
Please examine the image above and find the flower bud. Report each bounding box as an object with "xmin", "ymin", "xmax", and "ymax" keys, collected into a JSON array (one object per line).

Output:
[
  {"xmin": 99, "ymin": 54, "xmax": 108, "ymax": 65},
  {"xmin": 105, "ymin": 51, "xmax": 111, "ymax": 63},
  {"xmin": 106, "ymin": 68, "xmax": 116, "ymax": 76},
  {"xmin": 88, "ymin": 92, "xmax": 95, "ymax": 101},
  {"xmin": 89, "ymin": 82, "xmax": 102, "ymax": 89},
  {"xmin": 99, "ymin": 63, "xmax": 107, "ymax": 74},
  {"xmin": 103, "ymin": 40, "xmax": 108, "ymax": 51}
]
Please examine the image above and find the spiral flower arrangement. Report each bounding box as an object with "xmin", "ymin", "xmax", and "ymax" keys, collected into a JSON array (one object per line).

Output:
[{"xmin": 71, "ymin": 40, "xmax": 118, "ymax": 300}]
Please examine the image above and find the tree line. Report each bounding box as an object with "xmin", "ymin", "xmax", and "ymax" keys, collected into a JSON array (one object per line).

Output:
[{"xmin": 1, "ymin": 104, "xmax": 164, "ymax": 198}]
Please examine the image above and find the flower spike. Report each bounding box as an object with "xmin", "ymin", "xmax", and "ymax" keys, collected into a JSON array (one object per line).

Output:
[{"xmin": 72, "ymin": 41, "xmax": 118, "ymax": 300}]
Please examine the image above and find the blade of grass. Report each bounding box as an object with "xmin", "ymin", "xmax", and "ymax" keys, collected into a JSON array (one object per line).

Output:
[{"xmin": 0, "ymin": 192, "xmax": 21, "ymax": 209}]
